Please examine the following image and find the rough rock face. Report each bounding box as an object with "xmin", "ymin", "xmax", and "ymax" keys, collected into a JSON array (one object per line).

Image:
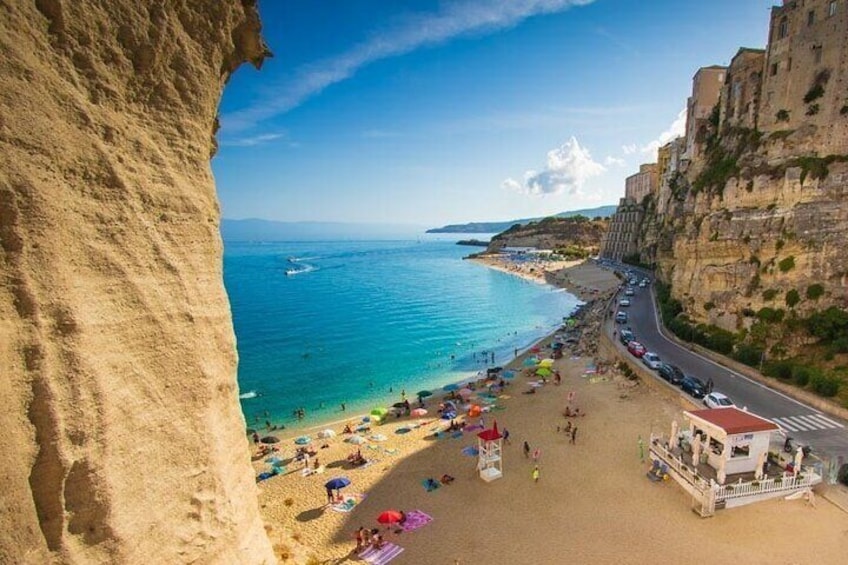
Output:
[
  {"xmin": 0, "ymin": 1, "xmax": 274, "ymax": 563},
  {"xmin": 485, "ymin": 217, "xmax": 609, "ymax": 255},
  {"xmin": 651, "ymin": 128, "xmax": 848, "ymax": 333}
]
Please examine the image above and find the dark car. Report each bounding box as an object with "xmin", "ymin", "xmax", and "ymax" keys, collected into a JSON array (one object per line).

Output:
[
  {"xmin": 658, "ymin": 363, "xmax": 684, "ymax": 385},
  {"xmin": 619, "ymin": 329, "xmax": 635, "ymax": 346},
  {"xmin": 681, "ymin": 375, "xmax": 707, "ymax": 399}
]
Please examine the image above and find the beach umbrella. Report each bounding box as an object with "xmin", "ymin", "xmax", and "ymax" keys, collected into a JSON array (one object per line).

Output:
[
  {"xmin": 395, "ymin": 427, "xmax": 411, "ymax": 435},
  {"xmin": 458, "ymin": 388, "xmax": 473, "ymax": 398},
  {"xmin": 265, "ymin": 456, "xmax": 284, "ymax": 466},
  {"xmin": 325, "ymin": 477, "xmax": 351, "ymax": 491},
  {"xmin": 443, "ymin": 383, "xmax": 459, "ymax": 392},
  {"xmin": 377, "ymin": 510, "xmax": 403, "ymax": 525},
  {"xmin": 416, "ymin": 390, "xmax": 433, "ymax": 399},
  {"xmin": 317, "ymin": 429, "xmax": 336, "ymax": 439},
  {"xmin": 468, "ymin": 405, "xmax": 482, "ymax": 417},
  {"xmin": 522, "ymin": 358, "xmax": 539, "ymax": 367},
  {"xmin": 371, "ymin": 407, "xmax": 388, "ymax": 417},
  {"xmin": 293, "ymin": 436, "xmax": 311, "ymax": 445},
  {"xmin": 535, "ymin": 367, "xmax": 552, "ymax": 377},
  {"xmin": 502, "ymin": 370, "xmax": 515, "ymax": 379},
  {"xmin": 370, "ymin": 433, "xmax": 388, "ymax": 442},
  {"xmin": 392, "ymin": 402, "xmax": 407, "ymax": 409},
  {"xmin": 347, "ymin": 435, "xmax": 367, "ymax": 445},
  {"xmin": 539, "ymin": 358, "xmax": 555, "ymax": 367},
  {"xmin": 260, "ymin": 436, "xmax": 280, "ymax": 444},
  {"xmin": 441, "ymin": 411, "xmax": 457, "ymax": 420},
  {"xmin": 411, "ymin": 408, "xmax": 428, "ymax": 418}
]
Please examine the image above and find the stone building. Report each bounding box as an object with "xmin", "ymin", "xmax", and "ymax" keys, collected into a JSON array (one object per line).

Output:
[
  {"xmin": 599, "ymin": 196, "xmax": 644, "ymax": 261},
  {"xmin": 684, "ymin": 66, "xmax": 726, "ymax": 160},
  {"xmin": 719, "ymin": 48, "xmax": 766, "ymax": 133},
  {"xmin": 624, "ymin": 163, "xmax": 658, "ymax": 203},
  {"xmin": 757, "ymin": 0, "xmax": 848, "ymax": 152},
  {"xmin": 655, "ymin": 137, "xmax": 686, "ymax": 217}
]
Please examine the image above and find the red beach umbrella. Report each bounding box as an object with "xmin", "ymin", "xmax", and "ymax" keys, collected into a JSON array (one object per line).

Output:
[{"xmin": 377, "ymin": 510, "xmax": 403, "ymax": 525}]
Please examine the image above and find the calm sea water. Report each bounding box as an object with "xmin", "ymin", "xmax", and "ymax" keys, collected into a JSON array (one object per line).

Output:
[{"xmin": 224, "ymin": 238, "xmax": 580, "ymax": 431}]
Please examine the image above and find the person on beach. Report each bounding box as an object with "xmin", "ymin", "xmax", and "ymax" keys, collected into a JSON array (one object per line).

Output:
[
  {"xmin": 327, "ymin": 487, "xmax": 335, "ymax": 505},
  {"xmin": 503, "ymin": 428, "xmax": 511, "ymax": 444},
  {"xmin": 341, "ymin": 402, "xmax": 346, "ymax": 411},
  {"xmin": 523, "ymin": 441, "xmax": 531, "ymax": 458},
  {"xmin": 252, "ymin": 431, "xmax": 260, "ymax": 444},
  {"xmin": 532, "ymin": 448, "xmax": 541, "ymax": 462},
  {"xmin": 355, "ymin": 526, "xmax": 368, "ymax": 553},
  {"xmin": 533, "ymin": 465, "xmax": 540, "ymax": 483},
  {"xmin": 570, "ymin": 427, "xmax": 578, "ymax": 444}
]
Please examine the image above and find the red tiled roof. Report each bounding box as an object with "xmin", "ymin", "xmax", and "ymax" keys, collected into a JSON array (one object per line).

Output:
[{"xmin": 686, "ymin": 407, "xmax": 779, "ymax": 435}]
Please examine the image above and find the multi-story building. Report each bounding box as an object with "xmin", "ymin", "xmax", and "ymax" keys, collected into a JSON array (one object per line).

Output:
[
  {"xmin": 655, "ymin": 137, "xmax": 686, "ymax": 216},
  {"xmin": 684, "ymin": 66, "xmax": 726, "ymax": 160},
  {"xmin": 624, "ymin": 163, "xmax": 658, "ymax": 203},
  {"xmin": 599, "ymin": 197, "xmax": 644, "ymax": 261},
  {"xmin": 757, "ymin": 0, "xmax": 848, "ymax": 152},
  {"xmin": 719, "ymin": 48, "xmax": 766, "ymax": 133}
]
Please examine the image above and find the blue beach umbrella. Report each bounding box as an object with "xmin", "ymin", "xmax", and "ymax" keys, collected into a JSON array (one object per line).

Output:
[
  {"xmin": 417, "ymin": 390, "xmax": 433, "ymax": 398},
  {"xmin": 502, "ymin": 370, "xmax": 515, "ymax": 379},
  {"xmin": 522, "ymin": 358, "xmax": 539, "ymax": 367},
  {"xmin": 294, "ymin": 436, "xmax": 311, "ymax": 445},
  {"xmin": 443, "ymin": 383, "xmax": 460, "ymax": 392},
  {"xmin": 325, "ymin": 477, "xmax": 351, "ymax": 491}
]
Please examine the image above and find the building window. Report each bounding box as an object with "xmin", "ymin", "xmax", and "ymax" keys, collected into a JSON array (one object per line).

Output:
[
  {"xmin": 808, "ymin": 10, "xmax": 815, "ymax": 25},
  {"xmin": 778, "ymin": 17, "xmax": 788, "ymax": 38},
  {"xmin": 787, "ymin": 57, "xmax": 792, "ymax": 72},
  {"xmin": 770, "ymin": 62, "xmax": 778, "ymax": 76},
  {"xmin": 814, "ymin": 45, "xmax": 823, "ymax": 64},
  {"xmin": 829, "ymin": 1, "xmax": 837, "ymax": 17}
]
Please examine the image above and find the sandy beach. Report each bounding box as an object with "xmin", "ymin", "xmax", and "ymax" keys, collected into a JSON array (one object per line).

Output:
[{"xmin": 256, "ymin": 260, "xmax": 848, "ymax": 564}]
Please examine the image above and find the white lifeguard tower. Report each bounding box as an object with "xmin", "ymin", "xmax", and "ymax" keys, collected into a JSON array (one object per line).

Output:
[{"xmin": 477, "ymin": 421, "xmax": 503, "ymax": 482}]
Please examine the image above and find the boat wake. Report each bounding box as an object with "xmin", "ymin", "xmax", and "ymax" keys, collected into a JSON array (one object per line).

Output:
[
  {"xmin": 285, "ymin": 264, "xmax": 317, "ymax": 277},
  {"xmin": 239, "ymin": 390, "xmax": 259, "ymax": 399}
]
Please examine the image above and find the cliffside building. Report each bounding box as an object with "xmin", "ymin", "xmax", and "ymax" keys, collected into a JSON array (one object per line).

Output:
[
  {"xmin": 757, "ymin": 0, "xmax": 848, "ymax": 152},
  {"xmin": 599, "ymin": 196, "xmax": 644, "ymax": 261},
  {"xmin": 719, "ymin": 48, "xmax": 766, "ymax": 133},
  {"xmin": 624, "ymin": 163, "xmax": 658, "ymax": 203},
  {"xmin": 655, "ymin": 137, "xmax": 687, "ymax": 217},
  {"xmin": 684, "ymin": 66, "xmax": 726, "ymax": 160}
]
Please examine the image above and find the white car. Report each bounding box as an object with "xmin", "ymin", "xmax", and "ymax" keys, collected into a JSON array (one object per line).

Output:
[
  {"xmin": 703, "ymin": 392, "xmax": 734, "ymax": 409},
  {"xmin": 624, "ymin": 288, "xmax": 635, "ymax": 296},
  {"xmin": 639, "ymin": 280, "xmax": 647, "ymax": 288},
  {"xmin": 619, "ymin": 298, "xmax": 631, "ymax": 307},
  {"xmin": 641, "ymin": 352, "xmax": 662, "ymax": 370}
]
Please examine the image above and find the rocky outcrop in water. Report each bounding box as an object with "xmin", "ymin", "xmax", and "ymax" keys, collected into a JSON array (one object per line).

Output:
[{"xmin": 0, "ymin": 1, "xmax": 275, "ymax": 562}]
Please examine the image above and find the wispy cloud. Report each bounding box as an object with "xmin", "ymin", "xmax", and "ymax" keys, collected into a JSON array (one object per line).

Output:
[
  {"xmin": 638, "ymin": 108, "xmax": 686, "ymax": 159},
  {"xmin": 503, "ymin": 136, "xmax": 606, "ymax": 196},
  {"xmin": 604, "ymin": 155, "xmax": 626, "ymax": 167},
  {"xmin": 223, "ymin": 0, "xmax": 597, "ymax": 131},
  {"xmin": 220, "ymin": 132, "xmax": 289, "ymax": 147}
]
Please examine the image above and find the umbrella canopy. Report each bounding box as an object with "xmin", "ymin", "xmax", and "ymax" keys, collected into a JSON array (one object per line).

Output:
[
  {"xmin": 502, "ymin": 370, "xmax": 515, "ymax": 379},
  {"xmin": 346, "ymin": 435, "xmax": 367, "ymax": 445},
  {"xmin": 411, "ymin": 408, "xmax": 428, "ymax": 417},
  {"xmin": 294, "ymin": 436, "xmax": 311, "ymax": 445},
  {"xmin": 539, "ymin": 358, "xmax": 555, "ymax": 367},
  {"xmin": 371, "ymin": 407, "xmax": 388, "ymax": 417},
  {"xmin": 522, "ymin": 358, "xmax": 539, "ymax": 367},
  {"xmin": 260, "ymin": 436, "xmax": 280, "ymax": 444},
  {"xmin": 395, "ymin": 427, "xmax": 411, "ymax": 434},
  {"xmin": 443, "ymin": 383, "xmax": 460, "ymax": 392},
  {"xmin": 325, "ymin": 477, "xmax": 351, "ymax": 491},
  {"xmin": 458, "ymin": 388, "xmax": 473, "ymax": 398},
  {"xmin": 392, "ymin": 401, "xmax": 407, "ymax": 409},
  {"xmin": 468, "ymin": 405, "xmax": 482, "ymax": 417},
  {"xmin": 416, "ymin": 390, "xmax": 433, "ymax": 398},
  {"xmin": 317, "ymin": 429, "xmax": 336, "ymax": 439},
  {"xmin": 535, "ymin": 367, "xmax": 552, "ymax": 377},
  {"xmin": 441, "ymin": 411, "xmax": 457, "ymax": 420},
  {"xmin": 370, "ymin": 433, "xmax": 387, "ymax": 442},
  {"xmin": 377, "ymin": 510, "xmax": 403, "ymax": 525}
]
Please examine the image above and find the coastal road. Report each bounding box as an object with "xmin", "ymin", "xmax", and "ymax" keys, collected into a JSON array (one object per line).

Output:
[{"xmin": 608, "ymin": 268, "xmax": 848, "ymax": 465}]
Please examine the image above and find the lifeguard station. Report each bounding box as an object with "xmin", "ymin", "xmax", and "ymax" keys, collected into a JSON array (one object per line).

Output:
[{"xmin": 477, "ymin": 421, "xmax": 503, "ymax": 482}]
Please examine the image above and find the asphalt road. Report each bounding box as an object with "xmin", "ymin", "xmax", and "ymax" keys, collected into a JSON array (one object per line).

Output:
[{"xmin": 607, "ymin": 268, "xmax": 848, "ymax": 465}]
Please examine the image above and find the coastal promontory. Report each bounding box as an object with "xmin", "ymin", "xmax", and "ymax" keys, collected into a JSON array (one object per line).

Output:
[{"xmin": 1, "ymin": 2, "xmax": 274, "ymax": 562}]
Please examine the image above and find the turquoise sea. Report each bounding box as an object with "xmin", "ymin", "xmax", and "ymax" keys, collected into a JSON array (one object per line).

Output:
[{"xmin": 224, "ymin": 238, "xmax": 580, "ymax": 431}]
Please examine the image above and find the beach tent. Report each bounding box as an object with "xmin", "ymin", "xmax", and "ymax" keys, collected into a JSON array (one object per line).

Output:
[
  {"xmin": 468, "ymin": 405, "xmax": 482, "ymax": 417},
  {"xmin": 502, "ymin": 370, "xmax": 515, "ymax": 379},
  {"xmin": 317, "ymin": 429, "xmax": 336, "ymax": 439}
]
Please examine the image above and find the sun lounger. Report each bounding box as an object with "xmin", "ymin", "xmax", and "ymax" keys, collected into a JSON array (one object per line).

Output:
[{"xmin": 359, "ymin": 542, "xmax": 404, "ymax": 565}]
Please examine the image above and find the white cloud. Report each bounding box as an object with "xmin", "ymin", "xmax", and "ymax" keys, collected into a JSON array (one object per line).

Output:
[
  {"xmin": 223, "ymin": 0, "xmax": 597, "ymax": 131},
  {"xmin": 503, "ymin": 137, "xmax": 606, "ymax": 197},
  {"xmin": 220, "ymin": 133, "xmax": 287, "ymax": 147},
  {"xmin": 621, "ymin": 143, "xmax": 638, "ymax": 155},
  {"xmin": 639, "ymin": 108, "xmax": 686, "ymax": 159},
  {"xmin": 604, "ymin": 155, "xmax": 626, "ymax": 167}
]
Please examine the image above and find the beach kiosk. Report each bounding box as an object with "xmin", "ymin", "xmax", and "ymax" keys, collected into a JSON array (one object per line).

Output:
[
  {"xmin": 477, "ymin": 421, "xmax": 503, "ymax": 482},
  {"xmin": 683, "ymin": 408, "xmax": 778, "ymax": 484}
]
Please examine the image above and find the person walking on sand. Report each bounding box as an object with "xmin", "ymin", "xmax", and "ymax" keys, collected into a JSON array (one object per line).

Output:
[
  {"xmin": 570, "ymin": 426, "xmax": 578, "ymax": 444},
  {"xmin": 532, "ymin": 448, "xmax": 541, "ymax": 462},
  {"xmin": 532, "ymin": 465, "xmax": 540, "ymax": 483},
  {"xmin": 503, "ymin": 428, "xmax": 511, "ymax": 444},
  {"xmin": 523, "ymin": 441, "xmax": 531, "ymax": 458}
]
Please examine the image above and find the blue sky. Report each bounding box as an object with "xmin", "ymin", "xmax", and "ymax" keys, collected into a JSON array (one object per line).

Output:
[{"xmin": 214, "ymin": 0, "xmax": 776, "ymax": 227}]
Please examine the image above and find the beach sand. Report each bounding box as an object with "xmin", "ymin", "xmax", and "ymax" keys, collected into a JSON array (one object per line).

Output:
[{"xmin": 255, "ymin": 261, "xmax": 848, "ymax": 564}]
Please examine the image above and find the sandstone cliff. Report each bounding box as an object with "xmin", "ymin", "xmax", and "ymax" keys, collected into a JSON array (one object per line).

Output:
[
  {"xmin": 0, "ymin": 1, "xmax": 275, "ymax": 563},
  {"xmin": 484, "ymin": 216, "xmax": 609, "ymax": 257}
]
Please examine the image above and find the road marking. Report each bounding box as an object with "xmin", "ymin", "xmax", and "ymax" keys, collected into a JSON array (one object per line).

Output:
[
  {"xmin": 797, "ymin": 414, "xmax": 839, "ymax": 429},
  {"xmin": 812, "ymin": 414, "xmax": 845, "ymax": 428},
  {"xmin": 779, "ymin": 417, "xmax": 813, "ymax": 431},
  {"xmin": 772, "ymin": 418, "xmax": 798, "ymax": 432},
  {"xmin": 773, "ymin": 414, "xmax": 844, "ymax": 432}
]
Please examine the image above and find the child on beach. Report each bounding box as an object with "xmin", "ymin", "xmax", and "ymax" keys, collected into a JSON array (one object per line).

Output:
[
  {"xmin": 523, "ymin": 441, "xmax": 530, "ymax": 458},
  {"xmin": 532, "ymin": 465, "xmax": 540, "ymax": 483}
]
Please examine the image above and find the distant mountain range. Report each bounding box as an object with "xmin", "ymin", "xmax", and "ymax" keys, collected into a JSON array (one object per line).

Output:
[
  {"xmin": 221, "ymin": 218, "xmax": 427, "ymax": 241},
  {"xmin": 425, "ymin": 205, "xmax": 617, "ymax": 234}
]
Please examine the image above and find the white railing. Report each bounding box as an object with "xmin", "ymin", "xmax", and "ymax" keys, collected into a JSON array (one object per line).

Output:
[
  {"xmin": 649, "ymin": 435, "xmax": 711, "ymax": 491},
  {"xmin": 714, "ymin": 469, "xmax": 822, "ymax": 502}
]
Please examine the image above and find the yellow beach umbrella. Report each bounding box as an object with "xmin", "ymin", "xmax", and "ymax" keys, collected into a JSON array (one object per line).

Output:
[{"xmin": 539, "ymin": 359, "xmax": 555, "ymax": 367}]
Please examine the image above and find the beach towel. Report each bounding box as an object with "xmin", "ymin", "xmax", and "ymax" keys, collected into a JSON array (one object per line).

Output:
[
  {"xmin": 451, "ymin": 431, "xmax": 464, "ymax": 439},
  {"xmin": 330, "ymin": 493, "xmax": 366, "ymax": 513},
  {"xmin": 461, "ymin": 446, "xmax": 479, "ymax": 456},
  {"xmin": 421, "ymin": 478, "xmax": 441, "ymax": 492},
  {"xmin": 401, "ymin": 510, "xmax": 433, "ymax": 532},
  {"xmin": 359, "ymin": 542, "xmax": 404, "ymax": 565},
  {"xmin": 463, "ymin": 424, "xmax": 483, "ymax": 432}
]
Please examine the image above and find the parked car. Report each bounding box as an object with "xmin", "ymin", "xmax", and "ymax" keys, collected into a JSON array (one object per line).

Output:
[
  {"xmin": 615, "ymin": 311, "xmax": 628, "ymax": 324},
  {"xmin": 681, "ymin": 376, "xmax": 707, "ymax": 399},
  {"xmin": 658, "ymin": 363, "xmax": 684, "ymax": 385},
  {"xmin": 641, "ymin": 278, "xmax": 650, "ymax": 285},
  {"xmin": 619, "ymin": 328, "xmax": 634, "ymax": 345},
  {"xmin": 703, "ymin": 392, "xmax": 734, "ymax": 409},
  {"xmin": 639, "ymin": 280, "xmax": 647, "ymax": 288},
  {"xmin": 627, "ymin": 341, "xmax": 647, "ymax": 358},
  {"xmin": 624, "ymin": 287, "xmax": 635, "ymax": 296},
  {"xmin": 619, "ymin": 298, "xmax": 631, "ymax": 307},
  {"xmin": 641, "ymin": 352, "xmax": 662, "ymax": 370}
]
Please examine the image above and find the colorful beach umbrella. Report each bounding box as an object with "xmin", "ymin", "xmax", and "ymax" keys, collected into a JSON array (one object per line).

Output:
[
  {"xmin": 411, "ymin": 408, "xmax": 428, "ymax": 417},
  {"xmin": 324, "ymin": 477, "xmax": 351, "ymax": 491},
  {"xmin": 293, "ymin": 436, "xmax": 311, "ymax": 445},
  {"xmin": 416, "ymin": 390, "xmax": 433, "ymax": 398},
  {"xmin": 522, "ymin": 358, "xmax": 539, "ymax": 367},
  {"xmin": 443, "ymin": 383, "xmax": 460, "ymax": 392},
  {"xmin": 502, "ymin": 370, "xmax": 515, "ymax": 379},
  {"xmin": 377, "ymin": 510, "xmax": 403, "ymax": 525},
  {"xmin": 317, "ymin": 429, "xmax": 336, "ymax": 439},
  {"xmin": 535, "ymin": 367, "xmax": 552, "ymax": 377},
  {"xmin": 371, "ymin": 407, "xmax": 388, "ymax": 417},
  {"xmin": 539, "ymin": 358, "xmax": 555, "ymax": 367},
  {"xmin": 346, "ymin": 435, "xmax": 367, "ymax": 445}
]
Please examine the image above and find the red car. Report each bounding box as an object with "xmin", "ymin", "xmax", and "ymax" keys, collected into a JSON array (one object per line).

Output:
[{"xmin": 627, "ymin": 341, "xmax": 647, "ymax": 358}]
